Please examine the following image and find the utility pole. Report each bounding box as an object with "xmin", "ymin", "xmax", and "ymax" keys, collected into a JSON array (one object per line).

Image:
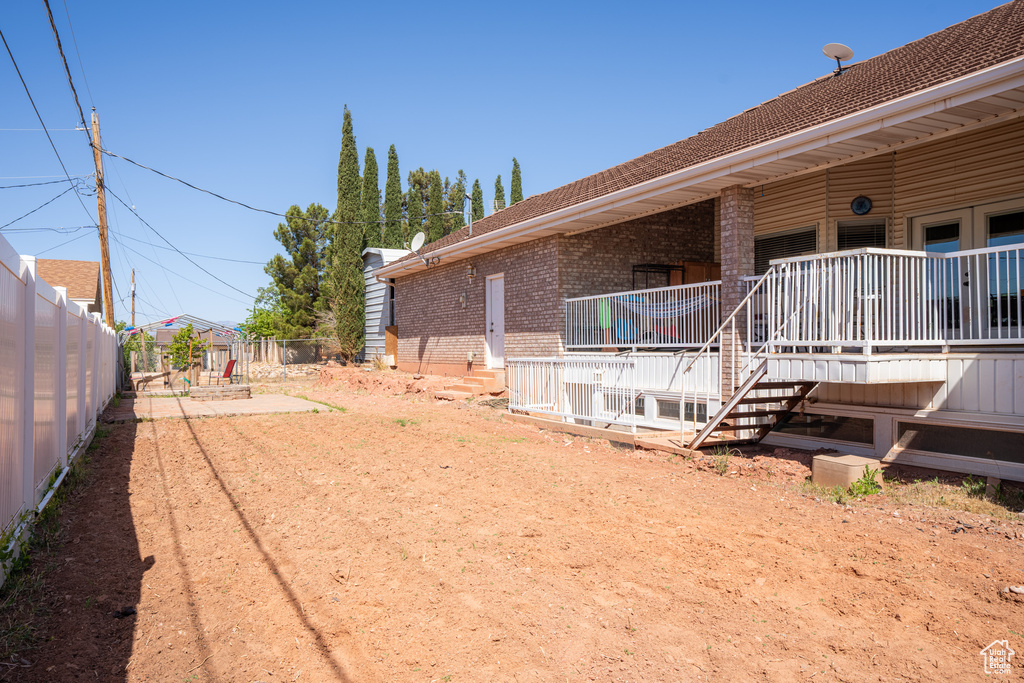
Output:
[
  {"xmin": 90, "ymin": 108, "xmax": 115, "ymax": 328},
  {"xmin": 131, "ymin": 269, "xmax": 135, "ymax": 327}
]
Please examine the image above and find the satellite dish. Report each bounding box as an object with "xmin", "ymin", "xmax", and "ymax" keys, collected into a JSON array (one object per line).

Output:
[
  {"xmin": 410, "ymin": 231, "xmax": 425, "ymax": 251},
  {"xmin": 823, "ymin": 43, "xmax": 853, "ymax": 75},
  {"xmin": 822, "ymin": 43, "xmax": 854, "ymax": 62}
]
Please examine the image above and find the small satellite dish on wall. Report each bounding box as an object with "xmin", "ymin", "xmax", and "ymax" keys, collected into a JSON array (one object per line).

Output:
[
  {"xmin": 823, "ymin": 43, "xmax": 854, "ymax": 75},
  {"xmin": 410, "ymin": 231, "xmax": 425, "ymax": 251}
]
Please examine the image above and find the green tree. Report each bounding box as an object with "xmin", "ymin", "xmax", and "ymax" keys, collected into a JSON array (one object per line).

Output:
[
  {"xmin": 406, "ymin": 177, "xmax": 423, "ymax": 243},
  {"xmin": 383, "ymin": 144, "xmax": 404, "ymax": 248},
  {"xmin": 446, "ymin": 169, "xmax": 467, "ymax": 233},
  {"xmin": 471, "ymin": 179, "xmax": 484, "ymax": 221},
  {"xmin": 493, "ymin": 174, "xmax": 506, "ymax": 212},
  {"xmin": 361, "ymin": 147, "xmax": 381, "ymax": 249},
  {"xmin": 510, "ymin": 157, "xmax": 523, "ymax": 205},
  {"xmin": 336, "ymin": 106, "xmax": 361, "ymax": 227},
  {"xmin": 265, "ymin": 203, "xmax": 329, "ymax": 339},
  {"xmin": 168, "ymin": 323, "xmax": 208, "ymax": 372},
  {"xmin": 426, "ymin": 170, "xmax": 445, "ymax": 242},
  {"xmin": 323, "ymin": 106, "xmax": 365, "ymax": 360},
  {"xmin": 116, "ymin": 321, "xmax": 156, "ymax": 373}
]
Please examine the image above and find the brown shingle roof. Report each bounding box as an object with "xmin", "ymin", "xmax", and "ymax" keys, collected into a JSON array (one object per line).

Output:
[
  {"xmin": 35, "ymin": 259, "xmax": 101, "ymax": 302},
  {"xmin": 402, "ymin": 1, "xmax": 1024, "ymax": 263}
]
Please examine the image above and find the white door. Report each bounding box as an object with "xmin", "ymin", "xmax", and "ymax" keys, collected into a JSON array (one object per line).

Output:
[{"xmin": 486, "ymin": 274, "xmax": 505, "ymax": 369}]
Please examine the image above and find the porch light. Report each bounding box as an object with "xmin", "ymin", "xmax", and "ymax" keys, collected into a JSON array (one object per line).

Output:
[{"xmin": 467, "ymin": 265, "xmax": 477, "ymax": 279}]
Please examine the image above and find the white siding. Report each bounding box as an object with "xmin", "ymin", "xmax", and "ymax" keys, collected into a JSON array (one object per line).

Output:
[{"xmin": 362, "ymin": 249, "xmax": 410, "ymax": 361}]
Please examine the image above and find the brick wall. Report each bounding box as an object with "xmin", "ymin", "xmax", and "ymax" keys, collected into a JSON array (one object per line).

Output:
[
  {"xmin": 393, "ymin": 236, "xmax": 561, "ymax": 376},
  {"xmin": 392, "ymin": 200, "xmax": 716, "ymax": 375},
  {"xmin": 719, "ymin": 185, "xmax": 755, "ymax": 396}
]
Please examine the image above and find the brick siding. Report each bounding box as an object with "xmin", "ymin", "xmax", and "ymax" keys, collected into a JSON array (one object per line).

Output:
[{"xmin": 393, "ymin": 200, "xmax": 716, "ymax": 375}]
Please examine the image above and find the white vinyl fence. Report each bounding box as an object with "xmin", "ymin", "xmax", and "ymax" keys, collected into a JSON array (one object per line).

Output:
[{"xmin": 0, "ymin": 235, "xmax": 116, "ymax": 562}]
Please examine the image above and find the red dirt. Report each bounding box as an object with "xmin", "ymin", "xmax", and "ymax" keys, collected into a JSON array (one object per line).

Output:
[{"xmin": 5, "ymin": 367, "xmax": 1023, "ymax": 682}]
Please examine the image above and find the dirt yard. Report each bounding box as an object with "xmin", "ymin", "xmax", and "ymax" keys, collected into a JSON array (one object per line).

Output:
[{"xmin": 3, "ymin": 367, "xmax": 1023, "ymax": 682}]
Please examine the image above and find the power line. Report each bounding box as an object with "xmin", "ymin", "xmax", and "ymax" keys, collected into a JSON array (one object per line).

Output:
[
  {"xmin": 0, "ymin": 184, "xmax": 80, "ymax": 230},
  {"xmin": 2, "ymin": 225, "xmax": 95, "ymax": 233},
  {"xmin": 35, "ymin": 230, "xmax": 92, "ymax": 255},
  {"xmin": 113, "ymin": 230, "xmax": 266, "ymax": 264},
  {"xmin": 0, "ymin": 177, "xmax": 89, "ymax": 189},
  {"xmin": 110, "ymin": 234, "xmax": 253, "ymax": 306},
  {"xmin": 60, "ymin": 0, "xmax": 94, "ymax": 107},
  {"xmin": 98, "ymin": 146, "xmax": 461, "ymax": 227},
  {"xmin": 104, "ymin": 187, "xmax": 255, "ymax": 300},
  {"xmin": 0, "ymin": 25, "xmax": 94, "ymax": 222},
  {"xmin": 41, "ymin": 0, "xmax": 89, "ymax": 138}
]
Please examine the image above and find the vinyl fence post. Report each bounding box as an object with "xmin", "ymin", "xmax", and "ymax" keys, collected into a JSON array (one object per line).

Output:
[
  {"xmin": 55, "ymin": 287, "xmax": 68, "ymax": 469},
  {"xmin": 21, "ymin": 256, "xmax": 37, "ymax": 510}
]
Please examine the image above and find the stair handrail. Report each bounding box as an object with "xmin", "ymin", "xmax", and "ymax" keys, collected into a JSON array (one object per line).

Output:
[
  {"xmin": 678, "ymin": 266, "xmax": 777, "ymax": 437},
  {"xmin": 679, "ymin": 262, "xmax": 820, "ymax": 440}
]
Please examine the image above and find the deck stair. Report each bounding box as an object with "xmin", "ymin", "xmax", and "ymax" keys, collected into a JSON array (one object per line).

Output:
[
  {"xmin": 688, "ymin": 360, "xmax": 817, "ymax": 449},
  {"xmin": 435, "ymin": 369, "xmax": 506, "ymax": 401}
]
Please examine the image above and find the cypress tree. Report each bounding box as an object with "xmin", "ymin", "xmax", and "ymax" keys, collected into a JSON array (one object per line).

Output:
[
  {"xmin": 427, "ymin": 170, "xmax": 445, "ymax": 242},
  {"xmin": 447, "ymin": 169, "xmax": 466, "ymax": 233},
  {"xmin": 406, "ymin": 180, "xmax": 423, "ymax": 243},
  {"xmin": 325, "ymin": 105, "xmax": 364, "ymax": 360},
  {"xmin": 471, "ymin": 179, "xmax": 484, "ymax": 221},
  {"xmin": 383, "ymin": 144, "xmax": 403, "ymax": 249},
  {"xmin": 510, "ymin": 158, "xmax": 523, "ymax": 205},
  {"xmin": 361, "ymin": 147, "xmax": 381, "ymax": 249},
  {"xmin": 493, "ymin": 175, "xmax": 506, "ymax": 212}
]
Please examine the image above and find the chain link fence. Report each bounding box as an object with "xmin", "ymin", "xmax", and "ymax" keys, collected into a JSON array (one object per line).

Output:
[{"xmin": 248, "ymin": 337, "xmax": 339, "ymax": 381}]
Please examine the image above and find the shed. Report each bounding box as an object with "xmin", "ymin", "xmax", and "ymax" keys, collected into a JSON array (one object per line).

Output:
[{"xmin": 362, "ymin": 248, "xmax": 410, "ymax": 362}]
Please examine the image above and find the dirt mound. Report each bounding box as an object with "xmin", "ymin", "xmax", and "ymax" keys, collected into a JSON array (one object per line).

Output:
[{"xmin": 317, "ymin": 364, "xmax": 450, "ymax": 395}]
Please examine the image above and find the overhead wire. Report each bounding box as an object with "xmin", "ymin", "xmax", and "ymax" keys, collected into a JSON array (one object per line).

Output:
[
  {"xmin": 40, "ymin": 0, "xmax": 89, "ymax": 138},
  {"xmin": 60, "ymin": 0, "xmax": 94, "ymax": 107},
  {"xmin": 98, "ymin": 146, "xmax": 463, "ymax": 227},
  {"xmin": 0, "ymin": 184, "xmax": 81, "ymax": 230},
  {"xmin": 35, "ymin": 230, "xmax": 92, "ymax": 255},
  {"xmin": 0, "ymin": 177, "xmax": 90, "ymax": 189},
  {"xmin": 113, "ymin": 230, "xmax": 266, "ymax": 264},
  {"xmin": 104, "ymin": 187, "xmax": 254, "ymax": 300},
  {"xmin": 0, "ymin": 25, "xmax": 94, "ymax": 222},
  {"xmin": 110, "ymin": 234, "xmax": 252, "ymax": 306}
]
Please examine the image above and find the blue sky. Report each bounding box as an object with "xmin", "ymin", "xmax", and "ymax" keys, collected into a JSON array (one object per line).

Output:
[{"xmin": 1, "ymin": 0, "xmax": 1001, "ymax": 325}]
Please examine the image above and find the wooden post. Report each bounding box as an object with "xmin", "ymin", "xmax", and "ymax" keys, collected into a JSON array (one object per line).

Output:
[{"xmin": 90, "ymin": 110, "xmax": 115, "ymax": 328}]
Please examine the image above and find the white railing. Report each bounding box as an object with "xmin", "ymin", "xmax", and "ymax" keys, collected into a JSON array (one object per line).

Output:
[
  {"xmin": 0, "ymin": 235, "xmax": 116, "ymax": 582},
  {"xmin": 507, "ymin": 357, "xmax": 637, "ymax": 431},
  {"xmin": 743, "ymin": 246, "xmax": 1024, "ymax": 351},
  {"xmin": 565, "ymin": 281, "xmax": 720, "ymax": 349},
  {"xmin": 935, "ymin": 244, "xmax": 1023, "ymax": 343}
]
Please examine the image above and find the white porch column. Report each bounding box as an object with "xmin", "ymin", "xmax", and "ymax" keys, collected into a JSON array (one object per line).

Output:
[{"xmin": 719, "ymin": 185, "xmax": 755, "ymax": 398}]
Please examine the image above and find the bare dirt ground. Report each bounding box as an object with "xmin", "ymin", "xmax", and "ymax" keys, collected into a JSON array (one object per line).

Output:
[{"xmin": 3, "ymin": 367, "xmax": 1023, "ymax": 682}]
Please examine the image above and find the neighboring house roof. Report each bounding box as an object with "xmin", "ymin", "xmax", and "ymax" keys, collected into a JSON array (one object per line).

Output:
[
  {"xmin": 385, "ymin": 1, "xmax": 1024, "ymax": 273},
  {"xmin": 35, "ymin": 259, "xmax": 101, "ymax": 303}
]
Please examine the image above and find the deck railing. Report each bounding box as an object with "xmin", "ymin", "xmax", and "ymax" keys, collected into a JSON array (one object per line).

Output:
[
  {"xmin": 507, "ymin": 357, "xmax": 637, "ymax": 431},
  {"xmin": 565, "ymin": 281, "xmax": 720, "ymax": 349},
  {"xmin": 743, "ymin": 246, "xmax": 1024, "ymax": 351}
]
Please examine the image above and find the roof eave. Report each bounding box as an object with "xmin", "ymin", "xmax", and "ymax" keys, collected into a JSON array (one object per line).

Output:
[{"xmin": 378, "ymin": 54, "xmax": 1024, "ymax": 279}]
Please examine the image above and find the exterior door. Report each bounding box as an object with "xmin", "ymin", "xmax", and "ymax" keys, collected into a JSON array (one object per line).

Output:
[
  {"xmin": 913, "ymin": 208, "xmax": 977, "ymax": 338},
  {"xmin": 486, "ymin": 274, "xmax": 505, "ymax": 369}
]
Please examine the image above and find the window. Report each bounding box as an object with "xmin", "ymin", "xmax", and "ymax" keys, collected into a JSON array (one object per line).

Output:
[
  {"xmin": 634, "ymin": 396, "xmax": 646, "ymax": 417},
  {"xmin": 683, "ymin": 401, "xmax": 707, "ymax": 423},
  {"xmin": 773, "ymin": 412, "xmax": 873, "ymax": 445},
  {"xmin": 656, "ymin": 399, "xmax": 680, "ymax": 420},
  {"xmin": 838, "ymin": 221, "xmax": 886, "ymax": 251},
  {"xmin": 924, "ymin": 222, "xmax": 961, "ymax": 254},
  {"xmin": 896, "ymin": 422, "xmax": 1024, "ymax": 464},
  {"xmin": 754, "ymin": 227, "xmax": 817, "ymax": 274},
  {"xmin": 988, "ymin": 210, "xmax": 1024, "ymax": 248}
]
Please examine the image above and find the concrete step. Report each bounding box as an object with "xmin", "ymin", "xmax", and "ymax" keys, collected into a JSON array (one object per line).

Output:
[
  {"xmin": 447, "ymin": 383, "xmax": 481, "ymax": 394},
  {"xmin": 462, "ymin": 377, "xmax": 487, "ymax": 387},
  {"xmin": 434, "ymin": 390, "xmax": 474, "ymax": 401},
  {"xmin": 471, "ymin": 369, "xmax": 506, "ymax": 382}
]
